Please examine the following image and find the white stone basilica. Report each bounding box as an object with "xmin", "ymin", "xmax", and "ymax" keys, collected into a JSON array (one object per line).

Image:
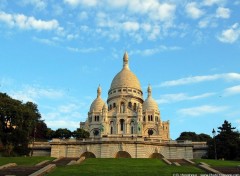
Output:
[
  {"xmin": 80, "ymin": 52, "xmax": 170, "ymax": 140},
  {"xmin": 50, "ymin": 52, "xmax": 193, "ymax": 159}
]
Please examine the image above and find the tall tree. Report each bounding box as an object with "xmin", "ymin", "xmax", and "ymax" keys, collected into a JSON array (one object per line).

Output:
[
  {"xmin": 207, "ymin": 120, "xmax": 240, "ymax": 160},
  {"xmin": 0, "ymin": 92, "xmax": 42, "ymax": 156}
]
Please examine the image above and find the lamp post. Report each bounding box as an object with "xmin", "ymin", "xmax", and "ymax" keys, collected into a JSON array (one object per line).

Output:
[{"xmin": 212, "ymin": 128, "xmax": 217, "ymax": 160}]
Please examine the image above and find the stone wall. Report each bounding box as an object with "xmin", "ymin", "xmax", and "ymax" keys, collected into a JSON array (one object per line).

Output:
[
  {"xmin": 27, "ymin": 140, "xmax": 208, "ymax": 159},
  {"xmin": 50, "ymin": 138, "xmax": 194, "ymax": 159}
]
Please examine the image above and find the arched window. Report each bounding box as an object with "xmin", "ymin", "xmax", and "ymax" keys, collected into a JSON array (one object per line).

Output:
[
  {"xmin": 110, "ymin": 121, "xmax": 114, "ymax": 134},
  {"xmin": 133, "ymin": 103, "xmax": 137, "ymax": 111},
  {"xmin": 120, "ymin": 119, "xmax": 124, "ymax": 131},
  {"xmin": 131, "ymin": 121, "xmax": 134, "ymax": 134},
  {"xmin": 110, "ymin": 104, "xmax": 112, "ymax": 110},
  {"xmin": 113, "ymin": 103, "xmax": 116, "ymax": 108},
  {"xmin": 128, "ymin": 102, "xmax": 132, "ymax": 108},
  {"xmin": 120, "ymin": 102, "xmax": 125, "ymax": 113},
  {"xmin": 143, "ymin": 116, "xmax": 145, "ymax": 121},
  {"xmin": 151, "ymin": 115, "xmax": 153, "ymax": 121},
  {"xmin": 148, "ymin": 115, "xmax": 150, "ymax": 121}
]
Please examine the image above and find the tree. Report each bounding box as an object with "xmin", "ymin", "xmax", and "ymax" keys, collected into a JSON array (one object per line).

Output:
[
  {"xmin": 30, "ymin": 120, "xmax": 48, "ymax": 141},
  {"xmin": 53, "ymin": 128, "xmax": 72, "ymax": 139},
  {"xmin": 207, "ymin": 120, "xmax": 240, "ymax": 160},
  {"xmin": 176, "ymin": 132, "xmax": 211, "ymax": 142},
  {"xmin": 0, "ymin": 92, "xmax": 42, "ymax": 156},
  {"xmin": 46, "ymin": 128, "xmax": 55, "ymax": 140},
  {"xmin": 72, "ymin": 128, "xmax": 90, "ymax": 139}
]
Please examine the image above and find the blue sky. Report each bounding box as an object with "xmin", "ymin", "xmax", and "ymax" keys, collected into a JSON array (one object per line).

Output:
[{"xmin": 0, "ymin": 0, "xmax": 240, "ymax": 139}]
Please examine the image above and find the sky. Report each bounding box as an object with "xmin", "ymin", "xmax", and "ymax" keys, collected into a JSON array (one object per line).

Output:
[{"xmin": 0, "ymin": 0, "xmax": 240, "ymax": 140}]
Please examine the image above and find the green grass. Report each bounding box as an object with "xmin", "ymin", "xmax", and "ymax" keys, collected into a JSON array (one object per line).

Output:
[
  {"xmin": 48, "ymin": 158, "xmax": 205, "ymax": 176},
  {"xmin": 0, "ymin": 156, "xmax": 55, "ymax": 166},
  {"xmin": 193, "ymin": 159, "xmax": 240, "ymax": 167}
]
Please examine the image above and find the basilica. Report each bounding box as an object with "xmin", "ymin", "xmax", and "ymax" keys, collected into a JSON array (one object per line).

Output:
[
  {"xmin": 50, "ymin": 52, "xmax": 193, "ymax": 159},
  {"xmin": 80, "ymin": 52, "xmax": 170, "ymax": 140}
]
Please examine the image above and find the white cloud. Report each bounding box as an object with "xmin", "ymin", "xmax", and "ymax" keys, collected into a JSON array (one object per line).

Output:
[
  {"xmin": 203, "ymin": 0, "xmax": 226, "ymax": 6},
  {"xmin": 224, "ymin": 85, "xmax": 240, "ymax": 96},
  {"xmin": 64, "ymin": 0, "xmax": 98, "ymax": 7},
  {"xmin": 148, "ymin": 25, "xmax": 160, "ymax": 40},
  {"xmin": 0, "ymin": 11, "xmax": 14, "ymax": 26},
  {"xmin": 67, "ymin": 46, "xmax": 104, "ymax": 53},
  {"xmin": 43, "ymin": 103, "xmax": 86, "ymax": 130},
  {"xmin": 132, "ymin": 45, "xmax": 181, "ymax": 56},
  {"xmin": 45, "ymin": 120, "xmax": 79, "ymax": 130},
  {"xmin": 10, "ymin": 85, "xmax": 64, "ymax": 103},
  {"xmin": 178, "ymin": 105, "xmax": 228, "ymax": 116},
  {"xmin": 59, "ymin": 104, "xmax": 79, "ymax": 113},
  {"xmin": 216, "ymin": 7, "xmax": 230, "ymax": 18},
  {"xmin": 122, "ymin": 21, "xmax": 140, "ymax": 32},
  {"xmin": 185, "ymin": 2, "xmax": 204, "ymax": 19},
  {"xmin": 141, "ymin": 23, "xmax": 151, "ymax": 32},
  {"xmin": 33, "ymin": 37, "xmax": 56, "ymax": 46},
  {"xmin": 21, "ymin": 0, "xmax": 47, "ymax": 11},
  {"xmin": 0, "ymin": 11, "xmax": 61, "ymax": 31},
  {"xmin": 79, "ymin": 11, "xmax": 88, "ymax": 20},
  {"xmin": 156, "ymin": 92, "xmax": 215, "ymax": 104},
  {"xmin": 198, "ymin": 18, "xmax": 210, "ymax": 28},
  {"xmin": 217, "ymin": 23, "xmax": 240, "ymax": 43},
  {"xmin": 152, "ymin": 3, "xmax": 176, "ymax": 22},
  {"xmin": 67, "ymin": 34, "xmax": 79, "ymax": 40},
  {"xmin": 160, "ymin": 73, "xmax": 240, "ymax": 87}
]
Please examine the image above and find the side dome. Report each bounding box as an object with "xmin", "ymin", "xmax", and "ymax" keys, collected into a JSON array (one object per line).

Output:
[
  {"xmin": 90, "ymin": 86, "xmax": 105, "ymax": 112},
  {"xmin": 143, "ymin": 85, "xmax": 159, "ymax": 112},
  {"xmin": 110, "ymin": 52, "xmax": 142, "ymax": 91}
]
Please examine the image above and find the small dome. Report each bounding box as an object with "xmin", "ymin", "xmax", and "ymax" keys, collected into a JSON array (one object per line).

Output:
[
  {"xmin": 90, "ymin": 85, "xmax": 105, "ymax": 112},
  {"xmin": 110, "ymin": 52, "xmax": 142, "ymax": 91},
  {"xmin": 143, "ymin": 85, "xmax": 159, "ymax": 112},
  {"xmin": 103, "ymin": 103, "xmax": 108, "ymax": 110}
]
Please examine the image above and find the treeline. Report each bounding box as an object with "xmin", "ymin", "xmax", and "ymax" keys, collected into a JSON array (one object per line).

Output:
[
  {"xmin": 0, "ymin": 92, "xmax": 89, "ymax": 156},
  {"xmin": 176, "ymin": 120, "xmax": 240, "ymax": 160}
]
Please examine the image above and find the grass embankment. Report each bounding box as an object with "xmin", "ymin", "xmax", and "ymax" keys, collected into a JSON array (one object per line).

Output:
[
  {"xmin": 48, "ymin": 158, "xmax": 205, "ymax": 176},
  {"xmin": 194, "ymin": 159, "xmax": 240, "ymax": 167},
  {"xmin": 0, "ymin": 156, "xmax": 55, "ymax": 166}
]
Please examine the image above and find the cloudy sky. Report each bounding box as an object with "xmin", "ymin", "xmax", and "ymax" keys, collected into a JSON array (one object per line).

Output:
[{"xmin": 0, "ymin": 0, "xmax": 240, "ymax": 139}]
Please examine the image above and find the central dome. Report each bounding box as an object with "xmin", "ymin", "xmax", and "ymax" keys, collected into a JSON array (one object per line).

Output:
[{"xmin": 110, "ymin": 52, "xmax": 142, "ymax": 91}]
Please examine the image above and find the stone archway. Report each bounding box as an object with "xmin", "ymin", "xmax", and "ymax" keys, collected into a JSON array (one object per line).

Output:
[
  {"xmin": 149, "ymin": 153, "xmax": 164, "ymax": 159},
  {"xmin": 80, "ymin": 152, "xmax": 96, "ymax": 158},
  {"xmin": 115, "ymin": 151, "xmax": 131, "ymax": 158}
]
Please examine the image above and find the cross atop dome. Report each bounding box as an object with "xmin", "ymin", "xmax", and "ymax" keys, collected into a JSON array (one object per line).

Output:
[{"xmin": 123, "ymin": 52, "xmax": 129, "ymax": 69}]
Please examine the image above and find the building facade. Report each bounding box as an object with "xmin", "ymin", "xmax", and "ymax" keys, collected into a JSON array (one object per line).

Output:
[
  {"xmin": 80, "ymin": 52, "xmax": 170, "ymax": 140},
  {"xmin": 50, "ymin": 52, "xmax": 194, "ymax": 159}
]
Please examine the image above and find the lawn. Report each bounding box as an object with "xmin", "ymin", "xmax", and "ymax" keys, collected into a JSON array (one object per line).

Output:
[
  {"xmin": 48, "ymin": 158, "xmax": 205, "ymax": 176},
  {"xmin": 193, "ymin": 159, "xmax": 240, "ymax": 167},
  {"xmin": 0, "ymin": 156, "xmax": 55, "ymax": 166}
]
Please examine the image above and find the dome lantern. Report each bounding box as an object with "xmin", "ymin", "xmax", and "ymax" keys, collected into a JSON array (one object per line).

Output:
[
  {"xmin": 123, "ymin": 52, "xmax": 129, "ymax": 69},
  {"xmin": 147, "ymin": 85, "xmax": 152, "ymax": 97},
  {"xmin": 97, "ymin": 85, "xmax": 101, "ymax": 98}
]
